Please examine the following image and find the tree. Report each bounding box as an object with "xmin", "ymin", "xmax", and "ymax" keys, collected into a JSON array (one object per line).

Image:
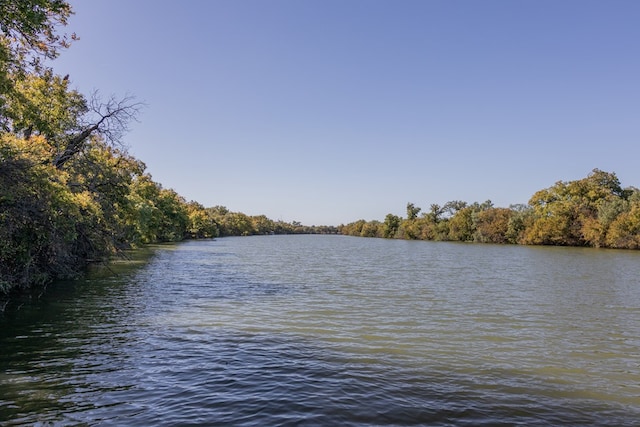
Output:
[
  {"xmin": 186, "ymin": 202, "xmax": 219, "ymax": 239},
  {"xmin": 0, "ymin": 0, "xmax": 74, "ymax": 63},
  {"xmin": 523, "ymin": 191, "xmax": 578, "ymax": 245},
  {"xmin": 582, "ymin": 198, "xmax": 629, "ymax": 248},
  {"xmin": 474, "ymin": 207, "xmax": 513, "ymax": 243},
  {"xmin": 0, "ymin": 0, "xmax": 149, "ymax": 291},
  {"xmin": 52, "ymin": 93, "xmax": 143, "ymax": 169},
  {"xmin": 427, "ymin": 203, "xmax": 444, "ymax": 223},
  {"xmin": 252, "ymin": 215, "xmax": 275, "ymax": 235},
  {"xmin": 383, "ymin": 213, "xmax": 401, "ymax": 238},
  {"xmin": 505, "ymin": 204, "xmax": 533, "ymax": 244},
  {"xmin": 339, "ymin": 219, "xmax": 366, "ymax": 236},
  {"xmin": 0, "ymin": 2, "xmax": 142, "ymax": 169},
  {"xmin": 447, "ymin": 201, "xmax": 492, "ymax": 242},
  {"xmin": 361, "ymin": 220, "xmax": 382, "ymax": 238},
  {"xmin": 406, "ymin": 202, "xmax": 421, "ymax": 220},
  {"xmin": 448, "ymin": 206, "xmax": 475, "ymax": 241},
  {"xmin": 2, "ymin": 57, "xmax": 142, "ymax": 171},
  {"xmin": 64, "ymin": 136, "xmax": 145, "ymax": 250},
  {"xmin": 524, "ymin": 169, "xmax": 626, "ymax": 246},
  {"xmin": 0, "ymin": 133, "xmax": 101, "ymax": 291},
  {"xmin": 0, "ymin": 0, "xmax": 75, "ymax": 129},
  {"xmin": 443, "ymin": 200, "xmax": 467, "ymax": 218},
  {"xmin": 221, "ymin": 212, "xmax": 254, "ymax": 236},
  {"xmin": 3, "ymin": 70, "xmax": 86, "ymax": 139},
  {"xmin": 155, "ymin": 188, "xmax": 189, "ymax": 241},
  {"xmin": 605, "ymin": 191, "xmax": 640, "ymax": 249},
  {"xmin": 400, "ymin": 202, "xmax": 422, "ymax": 239}
]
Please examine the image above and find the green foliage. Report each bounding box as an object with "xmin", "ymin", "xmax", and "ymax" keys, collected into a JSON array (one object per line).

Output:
[
  {"xmin": 504, "ymin": 205, "xmax": 533, "ymax": 244},
  {"xmin": 406, "ymin": 202, "xmax": 421, "ymax": 220},
  {"xmin": 338, "ymin": 219, "xmax": 365, "ymax": 237},
  {"xmin": 223, "ymin": 212, "xmax": 254, "ymax": 237},
  {"xmin": 523, "ymin": 169, "xmax": 624, "ymax": 246},
  {"xmin": 361, "ymin": 221, "xmax": 383, "ymax": 238},
  {"xmin": 125, "ymin": 175, "xmax": 191, "ymax": 244},
  {"xmin": 0, "ymin": 0, "xmax": 75, "ymax": 129},
  {"xmin": 339, "ymin": 220, "xmax": 382, "ymax": 238},
  {"xmin": 0, "ymin": 0, "xmax": 73, "ymax": 61},
  {"xmin": 383, "ymin": 214, "xmax": 401, "ymax": 238},
  {"xmin": 447, "ymin": 207, "xmax": 476, "ymax": 242},
  {"xmin": 605, "ymin": 197, "xmax": 640, "ymax": 249},
  {"xmin": 5, "ymin": 70, "xmax": 86, "ymax": 139},
  {"xmin": 186, "ymin": 202, "xmax": 219, "ymax": 239},
  {"xmin": 1, "ymin": 134, "xmax": 92, "ymax": 290},
  {"xmin": 474, "ymin": 208, "xmax": 513, "ymax": 244},
  {"xmin": 339, "ymin": 170, "xmax": 640, "ymax": 250},
  {"xmin": 205, "ymin": 206, "xmax": 334, "ymax": 237}
]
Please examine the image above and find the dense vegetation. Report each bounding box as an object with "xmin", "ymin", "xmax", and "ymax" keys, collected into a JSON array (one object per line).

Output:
[
  {"xmin": 340, "ymin": 168, "xmax": 640, "ymax": 249},
  {"xmin": 0, "ymin": 1, "xmax": 334, "ymax": 295}
]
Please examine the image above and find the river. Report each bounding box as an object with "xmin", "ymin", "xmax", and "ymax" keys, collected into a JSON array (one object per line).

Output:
[{"xmin": 1, "ymin": 235, "xmax": 639, "ymax": 426}]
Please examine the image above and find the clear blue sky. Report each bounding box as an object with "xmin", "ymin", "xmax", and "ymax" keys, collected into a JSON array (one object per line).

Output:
[{"xmin": 54, "ymin": 0, "xmax": 640, "ymax": 226}]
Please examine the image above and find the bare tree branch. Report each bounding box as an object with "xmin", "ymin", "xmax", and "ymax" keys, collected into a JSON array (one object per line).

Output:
[{"xmin": 52, "ymin": 92, "xmax": 144, "ymax": 169}]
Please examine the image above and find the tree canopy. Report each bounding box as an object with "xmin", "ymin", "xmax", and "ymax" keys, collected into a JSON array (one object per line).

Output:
[{"xmin": 340, "ymin": 169, "xmax": 640, "ymax": 249}]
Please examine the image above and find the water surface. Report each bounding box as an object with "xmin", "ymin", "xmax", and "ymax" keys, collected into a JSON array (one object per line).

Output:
[{"xmin": 1, "ymin": 235, "xmax": 639, "ymax": 425}]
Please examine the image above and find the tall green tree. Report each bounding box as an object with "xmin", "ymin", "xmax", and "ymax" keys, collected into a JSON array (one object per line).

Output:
[
  {"xmin": 406, "ymin": 202, "xmax": 421, "ymax": 220},
  {"xmin": 0, "ymin": 0, "xmax": 73, "ymax": 61},
  {"xmin": 361, "ymin": 220, "xmax": 382, "ymax": 238},
  {"xmin": 186, "ymin": 201, "xmax": 219, "ymax": 239},
  {"xmin": 400, "ymin": 202, "xmax": 422, "ymax": 239},
  {"xmin": 125, "ymin": 175, "xmax": 190, "ymax": 244},
  {"xmin": 4, "ymin": 70, "xmax": 86, "ymax": 139},
  {"xmin": 1, "ymin": 1, "xmax": 142, "ymax": 170},
  {"xmin": 383, "ymin": 213, "xmax": 401, "ymax": 238},
  {"xmin": 0, "ymin": 0, "xmax": 75, "ymax": 129}
]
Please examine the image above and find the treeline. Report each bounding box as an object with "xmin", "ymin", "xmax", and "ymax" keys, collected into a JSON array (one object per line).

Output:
[
  {"xmin": 0, "ymin": 1, "xmax": 335, "ymax": 294},
  {"xmin": 0, "ymin": 128, "xmax": 334, "ymax": 293},
  {"xmin": 205, "ymin": 206, "xmax": 337, "ymax": 237},
  {"xmin": 340, "ymin": 169, "xmax": 640, "ymax": 249}
]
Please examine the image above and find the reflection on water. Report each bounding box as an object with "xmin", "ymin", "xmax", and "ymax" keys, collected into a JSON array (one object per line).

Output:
[{"xmin": 1, "ymin": 235, "xmax": 639, "ymax": 426}]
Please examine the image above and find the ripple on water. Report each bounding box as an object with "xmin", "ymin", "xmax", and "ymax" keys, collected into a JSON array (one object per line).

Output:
[{"xmin": 1, "ymin": 236, "xmax": 639, "ymax": 426}]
